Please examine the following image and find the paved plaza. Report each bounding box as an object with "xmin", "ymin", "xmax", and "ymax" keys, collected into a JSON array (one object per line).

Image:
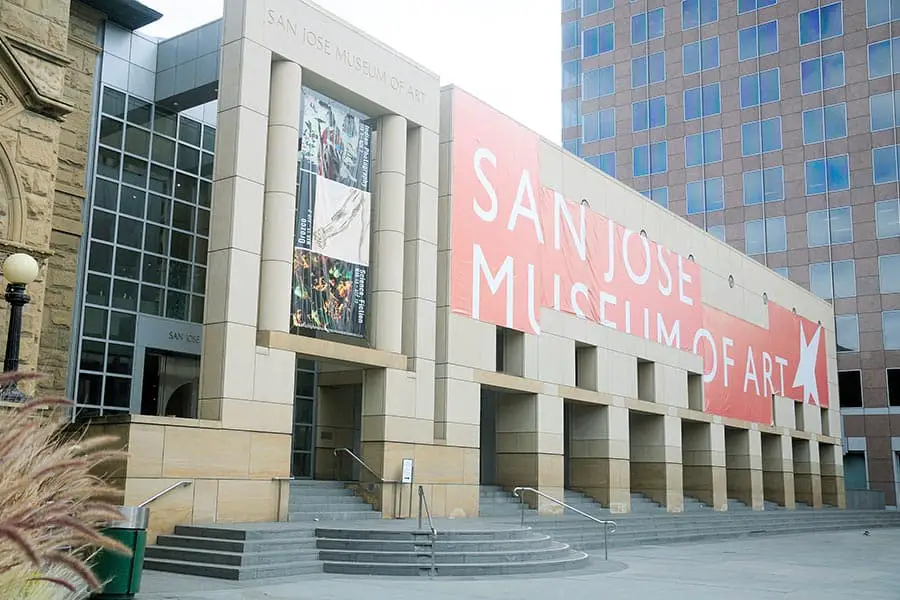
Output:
[{"xmin": 138, "ymin": 528, "xmax": 900, "ymax": 599}]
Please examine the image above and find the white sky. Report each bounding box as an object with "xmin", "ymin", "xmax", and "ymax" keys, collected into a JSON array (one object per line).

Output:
[{"xmin": 137, "ymin": 0, "xmax": 562, "ymax": 142}]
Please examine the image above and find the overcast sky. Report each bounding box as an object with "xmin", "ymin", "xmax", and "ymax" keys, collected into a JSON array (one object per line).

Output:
[{"xmin": 137, "ymin": 0, "xmax": 561, "ymax": 142}]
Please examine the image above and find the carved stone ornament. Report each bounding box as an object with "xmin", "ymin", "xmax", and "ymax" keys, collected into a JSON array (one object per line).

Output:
[{"xmin": 0, "ymin": 34, "xmax": 72, "ymax": 122}]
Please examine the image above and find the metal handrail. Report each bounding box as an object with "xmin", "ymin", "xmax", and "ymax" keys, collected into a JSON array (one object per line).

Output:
[
  {"xmin": 138, "ymin": 480, "xmax": 192, "ymax": 508},
  {"xmin": 333, "ymin": 448, "xmax": 399, "ymax": 484},
  {"xmin": 417, "ymin": 485, "xmax": 437, "ymax": 576},
  {"xmin": 513, "ymin": 486, "xmax": 617, "ymax": 560}
]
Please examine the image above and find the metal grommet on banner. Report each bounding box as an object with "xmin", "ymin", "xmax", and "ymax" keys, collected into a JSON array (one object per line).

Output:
[
  {"xmin": 728, "ymin": 275, "xmax": 734, "ymax": 288},
  {"xmin": 640, "ymin": 229, "xmax": 648, "ymax": 239},
  {"xmin": 688, "ymin": 254, "xmax": 695, "ymax": 262},
  {"xmin": 581, "ymin": 198, "xmax": 590, "ymax": 207},
  {"xmin": 792, "ymin": 307, "xmax": 797, "ymax": 314},
  {"xmin": 763, "ymin": 292, "xmax": 768, "ymax": 305}
]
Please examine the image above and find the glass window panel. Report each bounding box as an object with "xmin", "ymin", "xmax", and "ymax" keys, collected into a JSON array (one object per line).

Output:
[
  {"xmin": 739, "ymin": 21, "xmax": 778, "ymax": 61},
  {"xmin": 102, "ymin": 88, "xmax": 126, "ymax": 118},
  {"xmin": 94, "ymin": 178, "xmax": 118, "ymax": 210},
  {"xmin": 149, "ymin": 164, "xmax": 173, "ymax": 195},
  {"xmin": 193, "ymin": 265, "xmax": 207, "ymax": 294},
  {"xmin": 833, "ymin": 261, "xmax": 856, "ymax": 298},
  {"xmin": 822, "ymin": 53, "xmax": 846, "ymax": 89},
  {"xmin": 563, "ymin": 60, "xmax": 580, "ymax": 89},
  {"xmin": 144, "ymin": 224, "xmax": 169, "ymax": 256},
  {"xmin": 80, "ymin": 339, "xmax": 105, "ymax": 372},
  {"xmin": 168, "ymin": 260, "xmax": 191, "ymax": 290},
  {"xmin": 835, "ymin": 315, "xmax": 859, "ymax": 352},
  {"xmin": 867, "ymin": 0, "xmax": 900, "ymax": 26},
  {"xmin": 738, "ymin": 0, "xmax": 777, "ymax": 13},
  {"xmin": 876, "ymin": 200, "xmax": 900, "ymax": 238},
  {"xmin": 82, "ymin": 306, "xmax": 108, "ymax": 339},
  {"xmin": 198, "ymin": 182, "xmax": 212, "ymax": 208},
  {"xmin": 140, "ymin": 285, "xmax": 164, "ymax": 316},
  {"xmin": 562, "ymin": 99, "xmax": 580, "ymax": 128},
  {"xmin": 77, "ymin": 373, "xmax": 103, "ymax": 406},
  {"xmin": 107, "ymin": 344, "xmax": 133, "ymax": 376},
  {"xmin": 89, "ymin": 242, "xmax": 114, "ymax": 273},
  {"xmin": 112, "ymin": 279, "xmax": 139, "ymax": 311},
  {"xmin": 200, "ymin": 152, "xmax": 214, "ymax": 180},
  {"xmin": 874, "ymin": 145, "xmax": 900, "ymax": 184},
  {"xmin": 682, "ymin": 0, "xmax": 718, "ymax": 29},
  {"xmin": 124, "ymin": 125, "xmax": 150, "ymax": 157},
  {"xmin": 166, "ymin": 290, "xmax": 189, "ymax": 321},
  {"xmin": 85, "ymin": 274, "xmax": 110, "ymax": 306},
  {"xmin": 142, "ymin": 254, "xmax": 167, "ymax": 285},
  {"xmin": 174, "ymin": 173, "xmax": 198, "ymax": 203},
  {"xmin": 99, "ymin": 117, "xmax": 124, "ymax": 148},
  {"xmin": 104, "ymin": 376, "xmax": 131, "ymax": 409},
  {"xmin": 202, "ymin": 125, "xmax": 216, "ymax": 152},
  {"xmin": 109, "ymin": 311, "xmax": 136, "ymax": 343},
  {"xmin": 172, "ymin": 201, "xmax": 195, "ymax": 231},
  {"xmin": 122, "ymin": 155, "xmax": 148, "ymax": 187},
  {"xmin": 190, "ymin": 295, "xmax": 204, "ymax": 324},
  {"xmin": 147, "ymin": 194, "xmax": 171, "ymax": 225},
  {"xmin": 880, "ymin": 255, "xmax": 900, "ymax": 293},
  {"xmin": 152, "ymin": 135, "xmax": 176, "ymax": 165},
  {"xmin": 767, "ymin": 217, "xmax": 787, "ymax": 252},
  {"xmin": 197, "ymin": 208, "xmax": 210, "ymax": 237},
  {"xmin": 91, "ymin": 209, "xmax": 115, "ymax": 242},
  {"xmin": 114, "ymin": 248, "xmax": 141, "ymax": 280},
  {"xmin": 582, "ymin": 66, "xmax": 615, "ymax": 100},
  {"xmin": 179, "ymin": 118, "xmax": 202, "ymax": 146},
  {"xmin": 683, "ymin": 37, "xmax": 719, "ymax": 75},
  {"xmin": 170, "ymin": 232, "xmax": 193, "ymax": 262},
  {"xmin": 583, "ymin": 23, "xmax": 615, "ymax": 57},
  {"xmin": 632, "ymin": 52, "xmax": 666, "ymax": 87},
  {"xmin": 153, "ymin": 107, "xmax": 178, "ymax": 137},
  {"xmin": 885, "ymin": 311, "xmax": 900, "ymax": 350},
  {"xmin": 633, "ymin": 142, "xmax": 668, "ymax": 176},
  {"xmin": 563, "ymin": 21, "xmax": 579, "ymax": 50},
  {"xmin": 97, "ymin": 147, "xmax": 121, "ymax": 179},
  {"xmin": 708, "ymin": 225, "xmax": 725, "ymax": 241},
  {"xmin": 194, "ymin": 237, "xmax": 208, "ymax": 266},
  {"xmin": 177, "ymin": 144, "xmax": 200, "ymax": 174},
  {"xmin": 126, "ymin": 97, "xmax": 152, "ymax": 127},
  {"xmin": 116, "ymin": 216, "xmax": 143, "ymax": 249},
  {"xmin": 800, "ymin": 3, "xmax": 843, "ymax": 45}
]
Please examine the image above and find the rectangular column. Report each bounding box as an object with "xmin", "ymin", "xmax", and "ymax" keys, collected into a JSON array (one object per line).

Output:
[
  {"xmin": 568, "ymin": 403, "xmax": 630, "ymax": 513},
  {"xmin": 819, "ymin": 442, "xmax": 846, "ymax": 508},
  {"xmin": 793, "ymin": 438, "xmax": 823, "ymax": 508},
  {"xmin": 725, "ymin": 428, "xmax": 765, "ymax": 510},
  {"xmin": 682, "ymin": 421, "xmax": 727, "ymax": 511},
  {"xmin": 496, "ymin": 393, "xmax": 564, "ymax": 515},
  {"xmin": 629, "ymin": 412, "xmax": 683, "ymax": 512},
  {"xmin": 761, "ymin": 433, "xmax": 795, "ymax": 508}
]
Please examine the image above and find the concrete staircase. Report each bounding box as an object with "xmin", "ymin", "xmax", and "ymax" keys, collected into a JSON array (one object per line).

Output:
[
  {"xmin": 316, "ymin": 525, "xmax": 588, "ymax": 576},
  {"xmin": 285, "ymin": 480, "xmax": 382, "ymax": 522}
]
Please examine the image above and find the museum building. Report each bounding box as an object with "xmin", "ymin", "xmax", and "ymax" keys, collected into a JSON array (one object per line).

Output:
[{"xmin": 69, "ymin": 0, "xmax": 844, "ymax": 541}]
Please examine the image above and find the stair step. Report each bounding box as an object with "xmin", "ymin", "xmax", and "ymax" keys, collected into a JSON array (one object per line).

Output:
[
  {"xmin": 322, "ymin": 554, "xmax": 589, "ymax": 576},
  {"xmin": 145, "ymin": 545, "xmax": 319, "ymax": 567},
  {"xmin": 289, "ymin": 511, "xmax": 382, "ymax": 521},
  {"xmin": 153, "ymin": 534, "xmax": 316, "ymax": 553},
  {"xmin": 144, "ymin": 557, "xmax": 322, "ymax": 580}
]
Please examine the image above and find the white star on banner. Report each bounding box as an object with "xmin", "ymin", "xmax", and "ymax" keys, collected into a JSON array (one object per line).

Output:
[{"xmin": 791, "ymin": 322, "xmax": 822, "ymax": 406}]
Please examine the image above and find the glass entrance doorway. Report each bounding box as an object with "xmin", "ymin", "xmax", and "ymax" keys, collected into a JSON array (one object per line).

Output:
[
  {"xmin": 292, "ymin": 359, "xmax": 317, "ymax": 478},
  {"xmin": 140, "ymin": 350, "xmax": 200, "ymax": 418}
]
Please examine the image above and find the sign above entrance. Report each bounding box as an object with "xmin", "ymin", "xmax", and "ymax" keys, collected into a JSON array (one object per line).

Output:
[
  {"xmin": 135, "ymin": 315, "xmax": 203, "ymax": 356},
  {"xmin": 448, "ymin": 88, "xmax": 829, "ymax": 425}
]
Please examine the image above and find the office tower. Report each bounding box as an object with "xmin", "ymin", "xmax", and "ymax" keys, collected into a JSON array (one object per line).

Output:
[{"xmin": 561, "ymin": 0, "xmax": 900, "ymax": 508}]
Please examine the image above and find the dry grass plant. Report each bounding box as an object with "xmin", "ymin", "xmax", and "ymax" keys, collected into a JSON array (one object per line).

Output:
[{"xmin": 0, "ymin": 372, "xmax": 131, "ymax": 598}]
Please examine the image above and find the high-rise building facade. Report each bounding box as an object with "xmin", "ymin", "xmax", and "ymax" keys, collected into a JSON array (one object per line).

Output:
[{"xmin": 561, "ymin": 0, "xmax": 900, "ymax": 508}]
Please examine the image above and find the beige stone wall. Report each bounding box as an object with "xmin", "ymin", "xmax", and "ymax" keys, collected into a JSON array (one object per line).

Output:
[{"xmin": 0, "ymin": 0, "xmax": 101, "ymax": 398}]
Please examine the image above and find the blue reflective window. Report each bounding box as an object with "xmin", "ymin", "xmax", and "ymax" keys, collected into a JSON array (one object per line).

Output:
[
  {"xmin": 686, "ymin": 177, "xmax": 724, "ymax": 214},
  {"xmin": 583, "ymin": 108, "xmax": 615, "ymax": 142},
  {"xmin": 563, "ymin": 21, "xmax": 580, "ymax": 50},
  {"xmin": 799, "ymin": 2, "xmax": 843, "ymax": 45},
  {"xmin": 685, "ymin": 130, "xmax": 722, "ymax": 167},
  {"xmin": 633, "ymin": 142, "xmax": 668, "ymax": 177},
  {"xmin": 562, "ymin": 0, "xmax": 579, "ymax": 11},
  {"xmin": 632, "ymin": 52, "xmax": 666, "ymax": 87},
  {"xmin": 739, "ymin": 68, "xmax": 780, "ymax": 108},
  {"xmin": 562, "ymin": 99, "xmax": 580, "ymax": 129},
  {"xmin": 743, "ymin": 166, "xmax": 784, "ymax": 205},
  {"xmin": 582, "ymin": 66, "xmax": 615, "ymax": 99},
  {"xmin": 682, "ymin": 0, "xmax": 718, "ymax": 30},
  {"xmin": 583, "ymin": 0, "xmax": 613, "ymax": 16},
  {"xmin": 739, "ymin": 21, "xmax": 779, "ymax": 61},
  {"xmin": 632, "ymin": 96, "xmax": 667, "ymax": 132},
  {"xmin": 684, "ymin": 83, "xmax": 721, "ymax": 120},
  {"xmin": 641, "ymin": 187, "xmax": 669, "ymax": 208},
  {"xmin": 741, "ymin": 117, "xmax": 782, "ymax": 156},
  {"xmin": 870, "ymin": 92, "xmax": 900, "ymax": 131},
  {"xmin": 868, "ymin": 38, "xmax": 900, "ymax": 79},
  {"xmin": 805, "ymin": 155, "xmax": 850, "ymax": 195},
  {"xmin": 867, "ymin": 0, "xmax": 900, "ymax": 26},
  {"xmin": 584, "ymin": 23, "xmax": 615, "ymax": 57},
  {"xmin": 802, "ymin": 104, "xmax": 847, "ymax": 144},
  {"xmin": 873, "ymin": 145, "xmax": 900, "ymax": 185},
  {"xmin": 683, "ymin": 37, "xmax": 719, "ymax": 75},
  {"xmin": 745, "ymin": 217, "xmax": 787, "ymax": 255},
  {"xmin": 807, "ymin": 207, "xmax": 853, "ymax": 247},
  {"xmin": 738, "ymin": 0, "xmax": 777, "ymax": 14},
  {"xmin": 562, "ymin": 60, "xmax": 580, "ymax": 89},
  {"xmin": 707, "ymin": 225, "xmax": 725, "ymax": 241},
  {"xmin": 563, "ymin": 138, "xmax": 581, "ymax": 155},
  {"xmin": 586, "ymin": 152, "xmax": 616, "ymax": 177},
  {"xmin": 801, "ymin": 52, "xmax": 845, "ymax": 94},
  {"xmin": 773, "ymin": 267, "xmax": 789, "ymax": 278},
  {"xmin": 632, "ymin": 8, "xmax": 665, "ymax": 44}
]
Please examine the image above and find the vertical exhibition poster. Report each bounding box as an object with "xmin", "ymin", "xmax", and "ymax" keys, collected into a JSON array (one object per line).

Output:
[{"xmin": 291, "ymin": 88, "xmax": 373, "ymax": 337}]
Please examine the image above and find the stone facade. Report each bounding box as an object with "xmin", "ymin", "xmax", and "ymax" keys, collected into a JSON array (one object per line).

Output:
[{"xmin": 0, "ymin": 0, "xmax": 103, "ymax": 398}]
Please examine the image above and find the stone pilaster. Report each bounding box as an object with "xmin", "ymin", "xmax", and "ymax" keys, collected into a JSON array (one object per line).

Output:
[
  {"xmin": 793, "ymin": 438, "xmax": 823, "ymax": 508},
  {"xmin": 725, "ymin": 428, "xmax": 764, "ymax": 510},
  {"xmin": 629, "ymin": 413, "xmax": 683, "ymax": 512},
  {"xmin": 819, "ymin": 442, "xmax": 846, "ymax": 508},
  {"xmin": 568, "ymin": 403, "xmax": 630, "ymax": 513},
  {"xmin": 761, "ymin": 433, "xmax": 795, "ymax": 508},
  {"xmin": 682, "ymin": 421, "xmax": 727, "ymax": 511}
]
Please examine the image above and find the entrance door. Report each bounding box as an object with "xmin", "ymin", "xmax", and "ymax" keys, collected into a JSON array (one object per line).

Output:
[
  {"xmin": 292, "ymin": 359, "xmax": 317, "ymax": 478},
  {"xmin": 140, "ymin": 350, "xmax": 200, "ymax": 418}
]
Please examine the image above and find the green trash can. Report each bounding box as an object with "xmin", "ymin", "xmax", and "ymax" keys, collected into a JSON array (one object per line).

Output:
[{"xmin": 91, "ymin": 506, "xmax": 149, "ymax": 599}]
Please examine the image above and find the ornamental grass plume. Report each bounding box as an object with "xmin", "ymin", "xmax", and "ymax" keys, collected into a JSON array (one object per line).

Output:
[{"xmin": 0, "ymin": 371, "xmax": 132, "ymax": 599}]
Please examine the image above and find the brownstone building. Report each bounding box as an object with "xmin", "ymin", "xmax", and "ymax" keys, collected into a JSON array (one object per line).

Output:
[
  {"xmin": 0, "ymin": 0, "xmax": 159, "ymax": 398},
  {"xmin": 561, "ymin": 0, "xmax": 900, "ymax": 508}
]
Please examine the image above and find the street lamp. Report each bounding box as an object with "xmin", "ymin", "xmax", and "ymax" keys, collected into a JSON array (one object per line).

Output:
[{"xmin": 1, "ymin": 253, "xmax": 39, "ymax": 402}]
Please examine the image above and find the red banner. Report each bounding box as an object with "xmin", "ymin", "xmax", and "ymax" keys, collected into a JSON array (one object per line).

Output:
[{"xmin": 449, "ymin": 89, "xmax": 829, "ymax": 424}]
